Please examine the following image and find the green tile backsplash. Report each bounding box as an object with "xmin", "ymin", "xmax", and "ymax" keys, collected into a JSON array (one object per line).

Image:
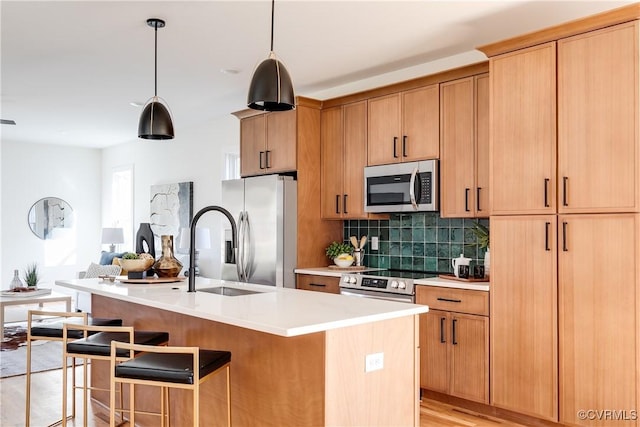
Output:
[{"xmin": 343, "ymin": 213, "xmax": 489, "ymax": 274}]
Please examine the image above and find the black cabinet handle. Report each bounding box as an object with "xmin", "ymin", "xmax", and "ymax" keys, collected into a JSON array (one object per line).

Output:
[
  {"xmin": 437, "ymin": 297, "xmax": 462, "ymax": 303},
  {"xmin": 465, "ymin": 188, "xmax": 470, "ymax": 212},
  {"xmin": 452, "ymin": 319, "xmax": 458, "ymax": 345},
  {"xmin": 476, "ymin": 187, "xmax": 482, "ymax": 212},
  {"xmin": 545, "ymin": 222, "xmax": 551, "ymax": 251},
  {"xmin": 393, "ymin": 137, "xmax": 398, "ymax": 158},
  {"xmin": 440, "ymin": 317, "xmax": 446, "ymax": 343},
  {"xmin": 402, "ymin": 135, "xmax": 408, "ymax": 157},
  {"xmin": 563, "ymin": 176, "xmax": 569, "ymax": 206},
  {"xmin": 309, "ymin": 283, "xmax": 326, "ymax": 287},
  {"xmin": 259, "ymin": 151, "xmax": 265, "ymax": 169},
  {"xmin": 544, "ymin": 178, "xmax": 550, "ymax": 207},
  {"xmin": 343, "ymin": 194, "xmax": 348, "ymax": 214},
  {"xmin": 562, "ymin": 221, "xmax": 568, "ymax": 252},
  {"xmin": 335, "ymin": 195, "xmax": 340, "ymax": 214},
  {"xmin": 265, "ymin": 150, "xmax": 271, "ymax": 169}
]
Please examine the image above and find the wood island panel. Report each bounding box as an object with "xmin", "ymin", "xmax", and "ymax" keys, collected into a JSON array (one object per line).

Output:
[{"xmin": 92, "ymin": 295, "xmax": 326, "ymax": 427}]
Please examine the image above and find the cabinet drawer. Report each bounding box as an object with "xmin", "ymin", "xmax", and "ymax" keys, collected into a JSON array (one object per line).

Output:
[
  {"xmin": 416, "ymin": 286, "xmax": 488, "ymax": 316},
  {"xmin": 296, "ymin": 274, "xmax": 340, "ymax": 294}
]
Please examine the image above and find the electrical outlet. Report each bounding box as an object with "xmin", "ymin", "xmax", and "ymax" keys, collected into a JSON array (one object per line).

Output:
[
  {"xmin": 365, "ymin": 352, "xmax": 384, "ymax": 372},
  {"xmin": 371, "ymin": 236, "xmax": 379, "ymax": 251}
]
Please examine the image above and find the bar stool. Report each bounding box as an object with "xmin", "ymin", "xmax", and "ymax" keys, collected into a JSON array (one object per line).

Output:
[
  {"xmin": 25, "ymin": 310, "xmax": 122, "ymax": 426},
  {"xmin": 109, "ymin": 342, "xmax": 231, "ymax": 427},
  {"xmin": 62, "ymin": 323, "xmax": 169, "ymax": 427}
]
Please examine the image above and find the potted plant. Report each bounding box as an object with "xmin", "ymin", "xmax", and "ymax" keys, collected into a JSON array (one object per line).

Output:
[
  {"xmin": 469, "ymin": 221, "xmax": 490, "ymax": 277},
  {"xmin": 325, "ymin": 241, "xmax": 354, "ymax": 267},
  {"xmin": 24, "ymin": 262, "xmax": 40, "ymax": 288}
]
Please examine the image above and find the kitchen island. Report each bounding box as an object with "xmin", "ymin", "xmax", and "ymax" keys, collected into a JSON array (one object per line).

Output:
[{"xmin": 56, "ymin": 277, "xmax": 429, "ymax": 427}]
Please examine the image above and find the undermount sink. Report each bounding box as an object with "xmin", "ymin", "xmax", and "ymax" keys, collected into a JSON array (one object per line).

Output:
[{"xmin": 199, "ymin": 286, "xmax": 262, "ymax": 297}]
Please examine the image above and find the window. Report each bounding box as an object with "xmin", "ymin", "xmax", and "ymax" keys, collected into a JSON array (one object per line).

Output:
[
  {"xmin": 110, "ymin": 165, "xmax": 134, "ymax": 250},
  {"xmin": 224, "ymin": 153, "xmax": 240, "ymax": 180}
]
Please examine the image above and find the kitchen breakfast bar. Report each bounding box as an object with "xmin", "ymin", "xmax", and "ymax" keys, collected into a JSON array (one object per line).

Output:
[{"xmin": 56, "ymin": 278, "xmax": 429, "ymax": 427}]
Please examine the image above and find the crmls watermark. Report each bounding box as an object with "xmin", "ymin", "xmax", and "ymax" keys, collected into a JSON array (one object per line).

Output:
[{"xmin": 577, "ymin": 409, "xmax": 638, "ymax": 421}]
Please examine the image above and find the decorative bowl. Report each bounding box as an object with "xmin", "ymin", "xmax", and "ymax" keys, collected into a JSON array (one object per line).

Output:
[
  {"xmin": 119, "ymin": 258, "xmax": 154, "ymax": 272},
  {"xmin": 333, "ymin": 254, "xmax": 354, "ymax": 268}
]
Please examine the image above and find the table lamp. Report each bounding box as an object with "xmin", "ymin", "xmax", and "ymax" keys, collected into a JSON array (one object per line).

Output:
[{"xmin": 101, "ymin": 227, "xmax": 124, "ymax": 252}]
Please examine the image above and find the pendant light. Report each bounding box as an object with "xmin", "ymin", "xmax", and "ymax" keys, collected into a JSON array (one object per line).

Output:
[
  {"xmin": 247, "ymin": 0, "xmax": 295, "ymax": 111},
  {"xmin": 138, "ymin": 18, "xmax": 174, "ymax": 140}
]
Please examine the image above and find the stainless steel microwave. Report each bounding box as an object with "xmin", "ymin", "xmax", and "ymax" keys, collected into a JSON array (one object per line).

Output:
[{"xmin": 364, "ymin": 160, "xmax": 439, "ymax": 212}]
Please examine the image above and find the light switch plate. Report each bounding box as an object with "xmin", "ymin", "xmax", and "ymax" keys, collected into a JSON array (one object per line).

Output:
[{"xmin": 371, "ymin": 236, "xmax": 379, "ymax": 251}]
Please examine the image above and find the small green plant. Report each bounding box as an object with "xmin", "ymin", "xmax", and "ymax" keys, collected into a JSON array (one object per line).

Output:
[
  {"xmin": 469, "ymin": 221, "xmax": 490, "ymax": 249},
  {"xmin": 24, "ymin": 262, "xmax": 40, "ymax": 287},
  {"xmin": 122, "ymin": 252, "xmax": 139, "ymax": 260},
  {"xmin": 325, "ymin": 241, "xmax": 353, "ymax": 260}
]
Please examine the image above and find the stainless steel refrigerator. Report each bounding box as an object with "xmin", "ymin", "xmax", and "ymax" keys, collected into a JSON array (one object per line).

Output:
[{"xmin": 221, "ymin": 175, "xmax": 297, "ymax": 288}]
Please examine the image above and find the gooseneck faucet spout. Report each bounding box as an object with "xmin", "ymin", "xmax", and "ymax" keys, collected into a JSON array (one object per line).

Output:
[{"xmin": 188, "ymin": 205, "xmax": 237, "ymax": 293}]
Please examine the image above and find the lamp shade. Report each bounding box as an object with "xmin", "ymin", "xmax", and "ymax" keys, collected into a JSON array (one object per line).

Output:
[
  {"xmin": 179, "ymin": 227, "xmax": 211, "ymax": 250},
  {"xmin": 138, "ymin": 97, "xmax": 174, "ymax": 140},
  {"xmin": 101, "ymin": 228, "xmax": 124, "ymax": 244},
  {"xmin": 247, "ymin": 52, "xmax": 295, "ymax": 111}
]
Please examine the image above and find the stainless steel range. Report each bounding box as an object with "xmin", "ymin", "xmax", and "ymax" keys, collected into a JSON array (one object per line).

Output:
[{"xmin": 340, "ymin": 270, "xmax": 439, "ymax": 303}]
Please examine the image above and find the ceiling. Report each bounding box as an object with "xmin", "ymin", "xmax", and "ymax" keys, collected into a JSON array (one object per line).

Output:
[{"xmin": 1, "ymin": 0, "xmax": 633, "ymax": 148}]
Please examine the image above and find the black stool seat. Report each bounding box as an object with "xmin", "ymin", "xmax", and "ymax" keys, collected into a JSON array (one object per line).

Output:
[
  {"xmin": 67, "ymin": 331, "xmax": 169, "ymax": 357},
  {"xmin": 31, "ymin": 317, "xmax": 123, "ymax": 338},
  {"xmin": 115, "ymin": 350, "xmax": 232, "ymax": 385}
]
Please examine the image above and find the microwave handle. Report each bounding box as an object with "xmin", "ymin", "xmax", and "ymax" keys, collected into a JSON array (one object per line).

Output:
[{"xmin": 409, "ymin": 168, "xmax": 419, "ymax": 210}]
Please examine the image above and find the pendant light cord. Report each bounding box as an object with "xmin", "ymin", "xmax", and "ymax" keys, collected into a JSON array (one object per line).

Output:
[
  {"xmin": 154, "ymin": 20, "xmax": 158, "ymax": 97},
  {"xmin": 270, "ymin": 0, "xmax": 275, "ymax": 52}
]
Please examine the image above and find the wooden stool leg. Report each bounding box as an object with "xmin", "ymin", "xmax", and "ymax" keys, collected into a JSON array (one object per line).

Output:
[
  {"xmin": 166, "ymin": 387, "xmax": 171, "ymax": 427},
  {"xmin": 82, "ymin": 358, "xmax": 88, "ymax": 427},
  {"xmin": 62, "ymin": 352, "xmax": 68, "ymax": 427},
  {"xmin": 109, "ymin": 372, "xmax": 116, "ymax": 427},
  {"xmin": 193, "ymin": 384, "xmax": 199, "ymax": 427},
  {"xmin": 25, "ymin": 337, "xmax": 32, "ymax": 426},
  {"xmin": 226, "ymin": 365, "xmax": 232, "ymax": 427},
  {"xmin": 129, "ymin": 383, "xmax": 135, "ymax": 426}
]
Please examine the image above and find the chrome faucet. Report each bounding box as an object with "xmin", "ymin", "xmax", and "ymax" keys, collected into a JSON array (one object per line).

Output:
[{"xmin": 188, "ymin": 205, "xmax": 237, "ymax": 293}]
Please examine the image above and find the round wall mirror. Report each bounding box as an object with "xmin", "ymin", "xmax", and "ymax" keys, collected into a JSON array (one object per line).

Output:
[{"xmin": 28, "ymin": 197, "xmax": 74, "ymax": 240}]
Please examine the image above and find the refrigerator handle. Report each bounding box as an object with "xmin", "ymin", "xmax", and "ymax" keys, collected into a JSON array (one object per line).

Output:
[
  {"xmin": 242, "ymin": 211, "xmax": 251, "ymax": 281},
  {"xmin": 236, "ymin": 212, "xmax": 245, "ymax": 282}
]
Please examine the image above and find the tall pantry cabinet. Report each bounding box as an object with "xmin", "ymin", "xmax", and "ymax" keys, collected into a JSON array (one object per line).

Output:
[{"xmin": 481, "ymin": 17, "xmax": 640, "ymax": 426}]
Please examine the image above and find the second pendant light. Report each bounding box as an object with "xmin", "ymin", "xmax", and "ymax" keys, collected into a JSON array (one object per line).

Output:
[{"xmin": 247, "ymin": 0, "xmax": 295, "ymax": 111}]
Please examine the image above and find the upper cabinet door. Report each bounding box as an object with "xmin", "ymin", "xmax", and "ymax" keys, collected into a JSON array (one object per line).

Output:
[
  {"xmin": 240, "ymin": 114, "xmax": 266, "ymax": 177},
  {"xmin": 490, "ymin": 42, "xmax": 557, "ymax": 215},
  {"xmin": 402, "ymin": 85, "xmax": 439, "ymax": 161},
  {"xmin": 440, "ymin": 77, "xmax": 476, "ymax": 218},
  {"xmin": 320, "ymin": 107, "xmax": 344, "ymax": 219},
  {"xmin": 265, "ymin": 110, "xmax": 297, "ymax": 174},
  {"xmin": 342, "ymin": 101, "xmax": 368, "ymax": 218},
  {"xmin": 368, "ymin": 94, "xmax": 401, "ymax": 165},
  {"xmin": 558, "ymin": 22, "xmax": 639, "ymax": 213},
  {"xmin": 475, "ymin": 74, "xmax": 490, "ymax": 216}
]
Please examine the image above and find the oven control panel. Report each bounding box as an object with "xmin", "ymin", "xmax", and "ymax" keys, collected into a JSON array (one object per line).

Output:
[{"xmin": 340, "ymin": 274, "xmax": 415, "ymax": 296}]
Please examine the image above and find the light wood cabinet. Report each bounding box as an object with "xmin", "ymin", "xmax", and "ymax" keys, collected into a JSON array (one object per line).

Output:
[
  {"xmin": 240, "ymin": 109, "xmax": 296, "ymax": 177},
  {"xmin": 490, "ymin": 215, "xmax": 558, "ymax": 420},
  {"xmin": 417, "ymin": 286, "xmax": 489, "ymax": 404},
  {"xmin": 321, "ymin": 101, "xmax": 368, "ymax": 219},
  {"xmin": 296, "ymin": 274, "xmax": 340, "ymax": 294},
  {"xmin": 440, "ymin": 74, "xmax": 489, "ymax": 217},
  {"xmin": 558, "ymin": 22, "xmax": 640, "ymax": 213},
  {"xmin": 489, "ymin": 42, "xmax": 557, "ymax": 215},
  {"xmin": 368, "ymin": 85, "xmax": 439, "ymax": 166},
  {"xmin": 559, "ymin": 214, "xmax": 639, "ymax": 426}
]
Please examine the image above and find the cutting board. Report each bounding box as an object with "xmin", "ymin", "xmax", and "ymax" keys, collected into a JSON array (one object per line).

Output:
[
  {"xmin": 119, "ymin": 277, "xmax": 186, "ymax": 284},
  {"xmin": 438, "ymin": 274, "xmax": 488, "ymax": 283},
  {"xmin": 327, "ymin": 265, "xmax": 367, "ymax": 271}
]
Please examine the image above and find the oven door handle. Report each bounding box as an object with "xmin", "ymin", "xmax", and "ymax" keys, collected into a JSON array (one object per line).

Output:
[
  {"xmin": 339, "ymin": 289, "xmax": 414, "ymax": 303},
  {"xmin": 409, "ymin": 167, "xmax": 419, "ymax": 210}
]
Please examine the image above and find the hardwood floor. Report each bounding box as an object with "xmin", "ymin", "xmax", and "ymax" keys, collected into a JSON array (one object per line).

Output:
[{"xmin": 2, "ymin": 367, "xmax": 525, "ymax": 426}]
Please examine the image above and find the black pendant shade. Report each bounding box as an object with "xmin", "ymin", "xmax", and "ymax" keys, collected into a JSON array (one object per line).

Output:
[
  {"xmin": 138, "ymin": 97, "xmax": 174, "ymax": 140},
  {"xmin": 247, "ymin": 0, "xmax": 295, "ymax": 111},
  {"xmin": 248, "ymin": 53, "xmax": 295, "ymax": 111},
  {"xmin": 138, "ymin": 18, "xmax": 174, "ymax": 140}
]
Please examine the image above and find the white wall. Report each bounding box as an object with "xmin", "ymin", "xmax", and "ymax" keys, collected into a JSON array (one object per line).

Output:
[
  {"xmin": 101, "ymin": 114, "xmax": 239, "ymax": 279},
  {"xmin": 0, "ymin": 141, "xmax": 102, "ymax": 288}
]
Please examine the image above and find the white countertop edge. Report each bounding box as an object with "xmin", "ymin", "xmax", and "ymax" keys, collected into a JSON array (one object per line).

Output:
[
  {"xmin": 294, "ymin": 267, "xmax": 383, "ymax": 278},
  {"xmin": 56, "ymin": 278, "xmax": 429, "ymax": 337}
]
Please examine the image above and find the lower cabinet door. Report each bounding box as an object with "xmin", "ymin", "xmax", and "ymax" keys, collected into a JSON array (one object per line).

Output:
[
  {"xmin": 450, "ymin": 313, "xmax": 489, "ymax": 403},
  {"xmin": 420, "ymin": 310, "xmax": 449, "ymax": 393}
]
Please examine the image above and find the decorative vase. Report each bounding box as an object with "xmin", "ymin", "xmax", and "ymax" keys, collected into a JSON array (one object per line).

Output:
[
  {"xmin": 9, "ymin": 269, "xmax": 24, "ymax": 290},
  {"xmin": 484, "ymin": 248, "xmax": 490, "ymax": 279},
  {"xmin": 153, "ymin": 235, "xmax": 183, "ymax": 278},
  {"xmin": 136, "ymin": 223, "xmax": 156, "ymax": 259}
]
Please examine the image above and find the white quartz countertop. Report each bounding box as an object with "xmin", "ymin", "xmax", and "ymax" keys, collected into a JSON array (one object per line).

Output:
[
  {"xmin": 295, "ymin": 268, "xmax": 490, "ymax": 292},
  {"xmin": 56, "ymin": 277, "xmax": 429, "ymax": 338}
]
